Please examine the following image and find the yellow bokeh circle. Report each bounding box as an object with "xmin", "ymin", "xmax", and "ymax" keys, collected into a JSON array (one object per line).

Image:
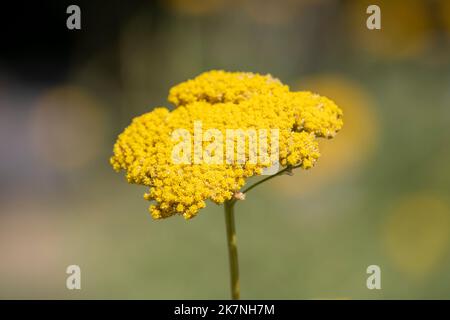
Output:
[
  {"xmin": 347, "ymin": 0, "xmax": 432, "ymax": 60},
  {"xmin": 382, "ymin": 194, "xmax": 450, "ymax": 278}
]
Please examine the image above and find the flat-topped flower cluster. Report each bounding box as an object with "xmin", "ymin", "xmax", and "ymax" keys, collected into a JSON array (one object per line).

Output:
[{"xmin": 110, "ymin": 70, "xmax": 343, "ymax": 219}]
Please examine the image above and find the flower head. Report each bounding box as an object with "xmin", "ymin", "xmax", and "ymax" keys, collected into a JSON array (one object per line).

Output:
[{"xmin": 110, "ymin": 70, "xmax": 343, "ymax": 219}]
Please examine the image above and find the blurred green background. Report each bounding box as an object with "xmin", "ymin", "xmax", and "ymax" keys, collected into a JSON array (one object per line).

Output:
[{"xmin": 0, "ymin": 0, "xmax": 450, "ymax": 299}]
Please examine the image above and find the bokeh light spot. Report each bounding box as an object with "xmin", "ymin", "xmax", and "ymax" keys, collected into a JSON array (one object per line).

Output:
[
  {"xmin": 347, "ymin": 0, "xmax": 432, "ymax": 60},
  {"xmin": 382, "ymin": 194, "xmax": 450, "ymax": 279}
]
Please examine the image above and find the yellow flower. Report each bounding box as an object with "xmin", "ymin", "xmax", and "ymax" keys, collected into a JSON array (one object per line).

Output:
[{"xmin": 110, "ymin": 70, "xmax": 343, "ymax": 219}]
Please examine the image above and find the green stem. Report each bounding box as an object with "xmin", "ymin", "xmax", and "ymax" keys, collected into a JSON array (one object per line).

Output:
[
  {"xmin": 223, "ymin": 164, "xmax": 301, "ymax": 299},
  {"xmin": 230, "ymin": 165, "xmax": 301, "ymax": 206},
  {"xmin": 224, "ymin": 200, "xmax": 240, "ymax": 300},
  {"xmin": 242, "ymin": 167, "xmax": 290, "ymax": 194}
]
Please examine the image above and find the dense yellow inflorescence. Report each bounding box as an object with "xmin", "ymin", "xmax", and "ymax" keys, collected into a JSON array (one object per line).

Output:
[{"xmin": 111, "ymin": 70, "xmax": 343, "ymax": 219}]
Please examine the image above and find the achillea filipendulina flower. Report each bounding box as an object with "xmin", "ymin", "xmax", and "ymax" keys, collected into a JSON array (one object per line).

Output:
[
  {"xmin": 111, "ymin": 70, "xmax": 343, "ymax": 300},
  {"xmin": 110, "ymin": 70, "xmax": 343, "ymax": 220}
]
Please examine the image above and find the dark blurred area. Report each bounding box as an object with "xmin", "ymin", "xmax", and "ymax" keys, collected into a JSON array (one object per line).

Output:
[{"xmin": 0, "ymin": 0, "xmax": 450, "ymax": 299}]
